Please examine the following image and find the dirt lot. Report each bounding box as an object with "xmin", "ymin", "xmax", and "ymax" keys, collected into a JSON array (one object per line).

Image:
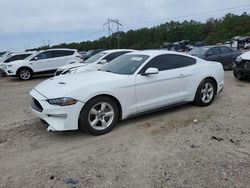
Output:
[{"xmin": 0, "ymin": 72, "xmax": 250, "ymax": 188}]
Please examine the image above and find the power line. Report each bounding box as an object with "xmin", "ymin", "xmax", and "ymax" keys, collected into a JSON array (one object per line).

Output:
[
  {"xmin": 104, "ymin": 19, "xmax": 123, "ymax": 49},
  {"xmin": 24, "ymin": 4, "xmax": 250, "ymax": 49},
  {"xmin": 123, "ymin": 4, "xmax": 250, "ymax": 28}
]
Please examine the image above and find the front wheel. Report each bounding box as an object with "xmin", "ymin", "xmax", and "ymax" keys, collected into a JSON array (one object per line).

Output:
[
  {"xmin": 194, "ymin": 79, "xmax": 216, "ymax": 107},
  {"xmin": 233, "ymin": 69, "xmax": 245, "ymax": 80},
  {"xmin": 79, "ymin": 96, "xmax": 119, "ymax": 135},
  {"xmin": 18, "ymin": 68, "xmax": 32, "ymax": 80},
  {"xmin": 0, "ymin": 69, "xmax": 6, "ymax": 77}
]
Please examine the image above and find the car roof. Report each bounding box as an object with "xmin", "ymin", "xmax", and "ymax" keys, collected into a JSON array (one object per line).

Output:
[
  {"xmin": 11, "ymin": 52, "xmax": 34, "ymax": 55},
  {"xmin": 102, "ymin": 49, "xmax": 135, "ymax": 53},
  {"xmin": 127, "ymin": 50, "xmax": 198, "ymax": 59},
  {"xmin": 45, "ymin": 48, "xmax": 77, "ymax": 52}
]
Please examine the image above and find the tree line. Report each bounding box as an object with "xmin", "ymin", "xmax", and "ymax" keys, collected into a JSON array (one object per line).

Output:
[{"xmin": 27, "ymin": 12, "xmax": 250, "ymax": 52}]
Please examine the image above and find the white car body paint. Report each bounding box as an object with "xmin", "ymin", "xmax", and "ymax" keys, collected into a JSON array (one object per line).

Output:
[{"xmin": 30, "ymin": 50, "xmax": 224, "ymax": 131}]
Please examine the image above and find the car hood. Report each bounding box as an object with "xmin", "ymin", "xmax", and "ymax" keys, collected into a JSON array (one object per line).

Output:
[
  {"xmin": 34, "ymin": 71, "xmax": 127, "ymax": 99},
  {"xmin": 58, "ymin": 62, "xmax": 88, "ymax": 70},
  {"xmin": 240, "ymin": 51, "xmax": 250, "ymax": 60}
]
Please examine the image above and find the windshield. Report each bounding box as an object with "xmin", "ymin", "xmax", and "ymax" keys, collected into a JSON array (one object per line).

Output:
[
  {"xmin": 189, "ymin": 47, "xmax": 210, "ymax": 55},
  {"xmin": 84, "ymin": 52, "xmax": 107, "ymax": 64},
  {"xmin": 24, "ymin": 51, "xmax": 40, "ymax": 60},
  {"xmin": 100, "ymin": 54, "xmax": 149, "ymax": 75}
]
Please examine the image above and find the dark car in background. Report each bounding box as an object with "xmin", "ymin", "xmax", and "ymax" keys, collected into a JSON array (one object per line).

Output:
[
  {"xmin": 189, "ymin": 45, "xmax": 241, "ymax": 69},
  {"xmin": 232, "ymin": 51, "xmax": 250, "ymax": 80},
  {"xmin": 83, "ymin": 49, "xmax": 105, "ymax": 60}
]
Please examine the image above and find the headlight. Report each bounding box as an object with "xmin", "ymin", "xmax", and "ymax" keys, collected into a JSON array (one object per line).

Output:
[
  {"xmin": 235, "ymin": 57, "xmax": 242, "ymax": 64},
  {"xmin": 7, "ymin": 64, "xmax": 15, "ymax": 67},
  {"xmin": 47, "ymin": 97, "xmax": 78, "ymax": 106}
]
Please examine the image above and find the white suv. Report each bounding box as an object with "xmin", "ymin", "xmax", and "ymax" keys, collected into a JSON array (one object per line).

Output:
[
  {"xmin": 3, "ymin": 49, "xmax": 82, "ymax": 80},
  {"xmin": 54, "ymin": 49, "xmax": 135, "ymax": 76},
  {"xmin": 0, "ymin": 52, "xmax": 33, "ymax": 77}
]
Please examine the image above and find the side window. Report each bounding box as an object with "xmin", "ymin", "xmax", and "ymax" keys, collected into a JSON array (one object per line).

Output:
[
  {"xmin": 4, "ymin": 55, "xmax": 19, "ymax": 63},
  {"xmin": 208, "ymin": 48, "xmax": 220, "ymax": 55},
  {"xmin": 62, "ymin": 50, "xmax": 74, "ymax": 56},
  {"xmin": 220, "ymin": 47, "xmax": 232, "ymax": 53},
  {"xmin": 32, "ymin": 52, "xmax": 52, "ymax": 60},
  {"xmin": 51, "ymin": 50, "xmax": 74, "ymax": 58},
  {"xmin": 141, "ymin": 54, "xmax": 196, "ymax": 72},
  {"xmin": 103, "ymin": 52, "xmax": 123, "ymax": 62},
  {"xmin": 4, "ymin": 54, "xmax": 30, "ymax": 63}
]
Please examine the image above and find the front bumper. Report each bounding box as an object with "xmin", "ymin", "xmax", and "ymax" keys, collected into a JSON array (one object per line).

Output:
[
  {"xmin": 30, "ymin": 89, "xmax": 85, "ymax": 131},
  {"xmin": 2, "ymin": 64, "xmax": 17, "ymax": 76},
  {"xmin": 232, "ymin": 63, "xmax": 250, "ymax": 76}
]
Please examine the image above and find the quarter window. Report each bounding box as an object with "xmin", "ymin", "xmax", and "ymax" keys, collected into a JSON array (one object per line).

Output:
[{"xmin": 141, "ymin": 54, "xmax": 196, "ymax": 72}]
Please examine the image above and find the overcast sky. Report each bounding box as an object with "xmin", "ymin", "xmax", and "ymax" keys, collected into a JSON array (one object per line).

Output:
[{"xmin": 0, "ymin": 0, "xmax": 250, "ymax": 51}]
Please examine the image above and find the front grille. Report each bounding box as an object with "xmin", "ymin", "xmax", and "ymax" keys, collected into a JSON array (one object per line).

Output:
[{"xmin": 31, "ymin": 98, "xmax": 43, "ymax": 112}]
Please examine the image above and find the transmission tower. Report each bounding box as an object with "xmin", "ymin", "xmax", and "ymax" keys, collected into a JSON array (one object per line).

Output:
[{"xmin": 103, "ymin": 19, "xmax": 123, "ymax": 49}]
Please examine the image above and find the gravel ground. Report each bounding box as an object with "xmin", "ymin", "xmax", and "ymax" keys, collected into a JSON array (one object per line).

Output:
[{"xmin": 0, "ymin": 72, "xmax": 250, "ymax": 188}]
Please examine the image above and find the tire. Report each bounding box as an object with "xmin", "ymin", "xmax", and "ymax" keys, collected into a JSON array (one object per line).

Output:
[
  {"xmin": 194, "ymin": 79, "xmax": 216, "ymax": 107},
  {"xmin": 233, "ymin": 69, "xmax": 244, "ymax": 80},
  {"xmin": 17, "ymin": 68, "xmax": 32, "ymax": 80},
  {"xmin": 79, "ymin": 96, "xmax": 119, "ymax": 135},
  {"xmin": 0, "ymin": 69, "xmax": 6, "ymax": 77}
]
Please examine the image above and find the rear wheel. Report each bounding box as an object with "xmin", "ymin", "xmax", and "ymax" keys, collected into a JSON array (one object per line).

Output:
[
  {"xmin": 0, "ymin": 69, "xmax": 6, "ymax": 77},
  {"xmin": 194, "ymin": 79, "xmax": 216, "ymax": 107},
  {"xmin": 79, "ymin": 96, "xmax": 119, "ymax": 135},
  {"xmin": 18, "ymin": 68, "xmax": 32, "ymax": 80}
]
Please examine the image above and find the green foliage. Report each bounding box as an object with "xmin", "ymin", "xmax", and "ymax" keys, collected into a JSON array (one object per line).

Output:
[{"xmin": 27, "ymin": 12, "xmax": 250, "ymax": 51}]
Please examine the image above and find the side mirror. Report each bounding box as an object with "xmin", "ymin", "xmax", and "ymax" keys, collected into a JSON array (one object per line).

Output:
[
  {"xmin": 33, "ymin": 57, "xmax": 38, "ymax": 61},
  {"xmin": 98, "ymin": 59, "xmax": 107, "ymax": 64},
  {"xmin": 142, "ymin": 68, "xmax": 159, "ymax": 76}
]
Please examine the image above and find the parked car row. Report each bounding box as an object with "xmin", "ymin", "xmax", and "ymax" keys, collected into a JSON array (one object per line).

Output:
[
  {"xmin": 188, "ymin": 45, "xmax": 241, "ymax": 70},
  {"xmin": 54, "ymin": 49, "xmax": 135, "ymax": 76},
  {"xmin": 29, "ymin": 50, "xmax": 224, "ymax": 135},
  {"xmin": 2, "ymin": 49, "xmax": 82, "ymax": 80}
]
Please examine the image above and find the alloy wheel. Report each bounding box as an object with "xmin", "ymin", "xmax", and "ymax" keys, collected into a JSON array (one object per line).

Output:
[
  {"xmin": 20, "ymin": 70, "xmax": 31, "ymax": 80},
  {"xmin": 201, "ymin": 82, "xmax": 214, "ymax": 103},
  {"xmin": 88, "ymin": 102, "xmax": 115, "ymax": 131}
]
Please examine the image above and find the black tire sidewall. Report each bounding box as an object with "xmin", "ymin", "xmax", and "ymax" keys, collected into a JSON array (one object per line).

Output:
[
  {"xmin": 79, "ymin": 96, "xmax": 119, "ymax": 135},
  {"xmin": 195, "ymin": 79, "xmax": 216, "ymax": 107},
  {"xmin": 233, "ymin": 69, "xmax": 244, "ymax": 80}
]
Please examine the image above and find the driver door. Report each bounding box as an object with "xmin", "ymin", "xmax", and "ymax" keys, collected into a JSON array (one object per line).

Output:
[
  {"xmin": 30, "ymin": 51, "xmax": 53, "ymax": 72},
  {"xmin": 135, "ymin": 54, "xmax": 195, "ymax": 112}
]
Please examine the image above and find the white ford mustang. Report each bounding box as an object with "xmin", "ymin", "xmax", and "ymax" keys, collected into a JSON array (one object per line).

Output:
[{"xmin": 30, "ymin": 50, "xmax": 224, "ymax": 135}]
